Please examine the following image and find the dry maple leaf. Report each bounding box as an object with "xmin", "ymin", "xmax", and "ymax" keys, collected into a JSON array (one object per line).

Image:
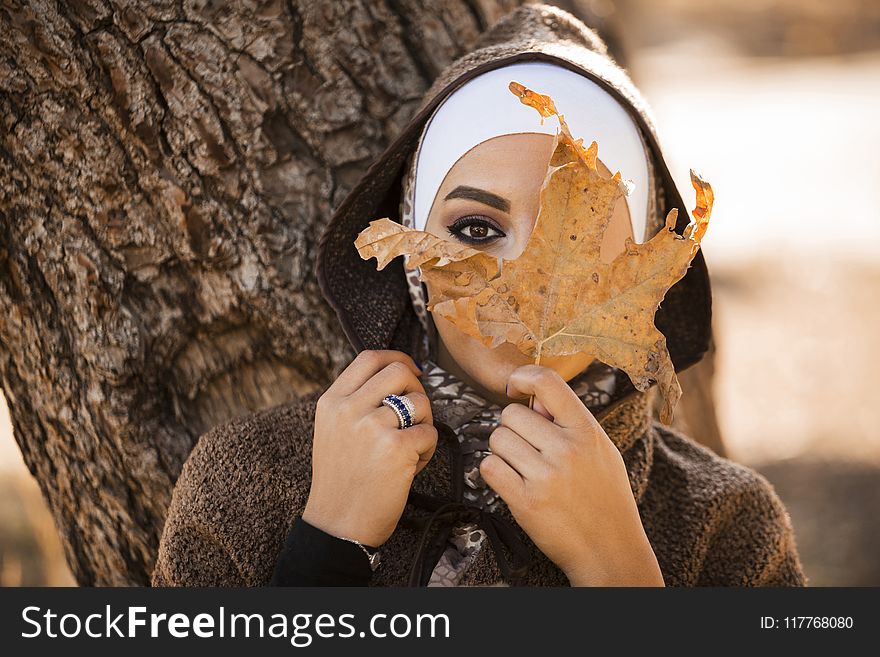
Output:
[{"xmin": 355, "ymin": 81, "xmax": 713, "ymax": 423}]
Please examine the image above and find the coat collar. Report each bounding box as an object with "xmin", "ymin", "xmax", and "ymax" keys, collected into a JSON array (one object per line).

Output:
[{"xmin": 370, "ymin": 390, "xmax": 655, "ymax": 587}]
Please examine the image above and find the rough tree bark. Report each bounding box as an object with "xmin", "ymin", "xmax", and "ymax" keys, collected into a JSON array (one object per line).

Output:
[{"xmin": 0, "ymin": 0, "xmax": 523, "ymax": 586}]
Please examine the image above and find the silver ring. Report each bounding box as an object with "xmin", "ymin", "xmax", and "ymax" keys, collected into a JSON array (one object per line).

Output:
[{"xmin": 382, "ymin": 394, "xmax": 415, "ymax": 429}]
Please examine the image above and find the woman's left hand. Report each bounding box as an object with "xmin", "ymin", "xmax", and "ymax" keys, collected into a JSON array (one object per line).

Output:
[{"xmin": 479, "ymin": 364, "xmax": 665, "ymax": 587}]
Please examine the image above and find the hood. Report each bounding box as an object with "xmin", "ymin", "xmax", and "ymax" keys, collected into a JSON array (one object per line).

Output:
[{"xmin": 316, "ymin": 3, "xmax": 712, "ymax": 407}]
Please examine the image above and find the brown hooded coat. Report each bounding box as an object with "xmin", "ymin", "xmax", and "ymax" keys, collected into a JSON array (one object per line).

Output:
[{"xmin": 151, "ymin": 4, "xmax": 807, "ymax": 587}]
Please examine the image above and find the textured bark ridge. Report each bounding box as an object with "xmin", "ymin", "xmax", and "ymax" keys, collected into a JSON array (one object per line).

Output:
[{"xmin": 0, "ymin": 0, "xmax": 520, "ymax": 585}]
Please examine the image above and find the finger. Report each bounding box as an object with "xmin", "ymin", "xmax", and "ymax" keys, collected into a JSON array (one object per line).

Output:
[
  {"xmin": 532, "ymin": 397, "xmax": 553, "ymax": 421},
  {"xmin": 499, "ymin": 403, "xmax": 558, "ymax": 452},
  {"xmin": 352, "ymin": 360, "xmax": 429, "ymax": 417},
  {"xmin": 506, "ymin": 365, "xmax": 593, "ymax": 429},
  {"xmin": 488, "ymin": 426, "xmax": 544, "ymax": 480},
  {"xmin": 403, "ymin": 423, "xmax": 438, "ymax": 471},
  {"xmin": 328, "ymin": 350, "xmax": 420, "ymax": 397},
  {"xmin": 479, "ymin": 453, "xmax": 525, "ymax": 507}
]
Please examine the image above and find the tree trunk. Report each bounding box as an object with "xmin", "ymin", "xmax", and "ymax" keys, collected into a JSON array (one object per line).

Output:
[{"xmin": 0, "ymin": 0, "xmax": 521, "ymax": 586}]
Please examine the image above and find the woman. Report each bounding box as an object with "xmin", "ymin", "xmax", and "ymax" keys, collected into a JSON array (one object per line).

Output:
[{"xmin": 151, "ymin": 4, "xmax": 806, "ymax": 587}]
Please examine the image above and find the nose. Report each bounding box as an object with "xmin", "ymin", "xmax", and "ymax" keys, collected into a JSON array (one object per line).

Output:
[{"xmin": 503, "ymin": 204, "xmax": 541, "ymax": 261}]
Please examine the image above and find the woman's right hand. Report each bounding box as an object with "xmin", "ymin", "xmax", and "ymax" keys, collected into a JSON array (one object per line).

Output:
[{"xmin": 302, "ymin": 350, "xmax": 437, "ymax": 548}]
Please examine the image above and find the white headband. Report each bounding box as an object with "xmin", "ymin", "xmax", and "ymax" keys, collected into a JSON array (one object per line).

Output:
[{"xmin": 412, "ymin": 61, "xmax": 649, "ymax": 241}]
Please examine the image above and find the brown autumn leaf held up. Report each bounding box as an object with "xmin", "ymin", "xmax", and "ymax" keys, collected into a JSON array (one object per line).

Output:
[{"xmin": 355, "ymin": 81, "xmax": 713, "ymax": 423}]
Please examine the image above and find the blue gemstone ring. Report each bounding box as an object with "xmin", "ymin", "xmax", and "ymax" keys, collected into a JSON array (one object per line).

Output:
[{"xmin": 382, "ymin": 394, "xmax": 416, "ymax": 429}]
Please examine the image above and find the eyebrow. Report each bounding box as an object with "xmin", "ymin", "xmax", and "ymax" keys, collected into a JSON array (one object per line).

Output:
[{"xmin": 443, "ymin": 185, "xmax": 511, "ymax": 213}]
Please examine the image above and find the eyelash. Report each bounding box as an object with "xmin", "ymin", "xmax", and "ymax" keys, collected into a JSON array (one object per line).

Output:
[{"xmin": 446, "ymin": 215, "xmax": 507, "ymax": 245}]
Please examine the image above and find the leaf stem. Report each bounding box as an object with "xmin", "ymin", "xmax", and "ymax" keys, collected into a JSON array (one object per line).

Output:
[{"xmin": 528, "ymin": 347, "xmax": 543, "ymax": 410}]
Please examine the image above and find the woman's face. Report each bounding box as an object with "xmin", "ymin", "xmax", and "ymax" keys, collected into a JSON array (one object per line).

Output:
[{"xmin": 423, "ymin": 132, "xmax": 635, "ymax": 404}]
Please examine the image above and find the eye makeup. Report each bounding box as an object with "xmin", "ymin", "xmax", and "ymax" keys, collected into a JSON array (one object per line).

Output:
[{"xmin": 446, "ymin": 215, "xmax": 507, "ymax": 246}]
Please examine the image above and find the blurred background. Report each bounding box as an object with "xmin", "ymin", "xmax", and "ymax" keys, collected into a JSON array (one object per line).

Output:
[{"xmin": 2, "ymin": 0, "xmax": 878, "ymax": 585}]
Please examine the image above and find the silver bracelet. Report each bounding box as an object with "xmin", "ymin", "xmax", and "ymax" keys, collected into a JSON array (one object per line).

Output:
[{"xmin": 337, "ymin": 535, "xmax": 382, "ymax": 572}]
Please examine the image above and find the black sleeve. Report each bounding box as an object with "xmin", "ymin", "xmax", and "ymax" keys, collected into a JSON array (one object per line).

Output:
[{"xmin": 269, "ymin": 516, "xmax": 375, "ymax": 586}]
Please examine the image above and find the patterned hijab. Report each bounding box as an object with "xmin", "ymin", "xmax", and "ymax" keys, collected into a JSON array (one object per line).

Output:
[{"xmin": 395, "ymin": 129, "xmax": 662, "ymax": 586}]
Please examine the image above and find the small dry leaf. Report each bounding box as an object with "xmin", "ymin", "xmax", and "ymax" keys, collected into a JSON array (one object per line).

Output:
[{"xmin": 356, "ymin": 81, "xmax": 713, "ymax": 423}]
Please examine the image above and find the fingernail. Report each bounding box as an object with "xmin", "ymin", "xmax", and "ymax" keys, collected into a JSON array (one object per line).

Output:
[
  {"xmin": 416, "ymin": 361, "xmax": 424, "ymax": 372},
  {"xmin": 505, "ymin": 383, "xmax": 509, "ymax": 396}
]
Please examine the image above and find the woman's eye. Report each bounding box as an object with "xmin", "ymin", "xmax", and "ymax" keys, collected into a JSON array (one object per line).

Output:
[{"xmin": 447, "ymin": 216, "xmax": 506, "ymax": 245}]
